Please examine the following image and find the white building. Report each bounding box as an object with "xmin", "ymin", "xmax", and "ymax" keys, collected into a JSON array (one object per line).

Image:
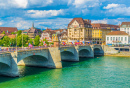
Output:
[
  {"xmin": 120, "ymin": 22, "xmax": 130, "ymax": 35},
  {"xmin": 106, "ymin": 31, "xmax": 130, "ymax": 45}
]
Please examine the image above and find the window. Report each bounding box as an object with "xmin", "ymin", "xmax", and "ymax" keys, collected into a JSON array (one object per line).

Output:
[
  {"xmin": 121, "ymin": 37, "xmax": 123, "ymax": 41},
  {"xmin": 118, "ymin": 37, "xmax": 120, "ymax": 41},
  {"xmin": 111, "ymin": 37, "xmax": 112, "ymax": 40},
  {"xmin": 125, "ymin": 37, "xmax": 127, "ymax": 41},
  {"xmin": 107, "ymin": 37, "xmax": 109, "ymax": 41},
  {"xmin": 113, "ymin": 37, "xmax": 115, "ymax": 41},
  {"xmin": 81, "ymin": 29, "xmax": 83, "ymax": 32}
]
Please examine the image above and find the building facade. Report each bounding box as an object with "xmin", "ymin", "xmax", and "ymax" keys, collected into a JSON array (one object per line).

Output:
[
  {"xmin": 40, "ymin": 28, "xmax": 55, "ymax": 42},
  {"xmin": 106, "ymin": 31, "xmax": 130, "ymax": 45},
  {"xmin": 120, "ymin": 22, "xmax": 130, "ymax": 35},
  {"xmin": 23, "ymin": 23, "xmax": 42, "ymax": 39},
  {"xmin": 91, "ymin": 23, "xmax": 119, "ymax": 44},
  {"xmin": 68, "ymin": 18, "xmax": 92, "ymax": 43}
]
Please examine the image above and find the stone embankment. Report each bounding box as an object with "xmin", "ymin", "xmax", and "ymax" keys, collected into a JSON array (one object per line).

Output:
[{"xmin": 105, "ymin": 52, "xmax": 130, "ymax": 57}]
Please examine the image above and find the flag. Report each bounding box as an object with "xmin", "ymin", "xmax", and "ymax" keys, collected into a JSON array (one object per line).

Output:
[{"xmin": 83, "ymin": 41, "xmax": 85, "ymax": 44}]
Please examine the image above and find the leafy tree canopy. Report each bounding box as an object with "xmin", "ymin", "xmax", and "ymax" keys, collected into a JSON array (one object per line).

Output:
[
  {"xmin": 34, "ymin": 35, "xmax": 40, "ymax": 46},
  {"xmin": 2, "ymin": 31, "xmax": 6, "ymax": 35}
]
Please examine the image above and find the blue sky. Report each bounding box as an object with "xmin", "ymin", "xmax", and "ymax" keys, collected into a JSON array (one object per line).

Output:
[{"xmin": 0, "ymin": 0, "xmax": 130, "ymax": 30}]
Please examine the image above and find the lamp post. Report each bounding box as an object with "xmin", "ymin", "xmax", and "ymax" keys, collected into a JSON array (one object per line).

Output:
[
  {"xmin": 16, "ymin": 34, "xmax": 17, "ymax": 53},
  {"xmin": 22, "ymin": 31, "xmax": 23, "ymax": 49}
]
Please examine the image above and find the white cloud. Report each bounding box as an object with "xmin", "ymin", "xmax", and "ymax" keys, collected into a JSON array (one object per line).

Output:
[
  {"xmin": 13, "ymin": 0, "xmax": 28, "ymax": 8},
  {"xmin": 0, "ymin": 22, "xmax": 3, "ymax": 25},
  {"xmin": 28, "ymin": 0, "xmax": 53, "ymax": 7},
  {"xmin": 103, "ymin": 3, "xmax": 130, "ymax": 16},
  {"xmin": 92, "ymin": 19, "xmax": 108, "ymax": 24},
  {"xmin": 0, "ymin": 0, "xmax": 53, "ymax": 9},
  {"xmin": 103, "ymin": 3, "xmax": 119, "ymax": 9},
  {"xmin": 73, "ymin": 0, "xmax": 101, "ymax": 8},
  {"xmin": 0, "ymin": 0, "xmax": 28, "ymax": 9},
  {"xmin": 26, "ymin": 9, "xmax": 64, "ymax": 18}
]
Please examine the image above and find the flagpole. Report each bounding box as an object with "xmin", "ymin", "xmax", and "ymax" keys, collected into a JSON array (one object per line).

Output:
[{"xmin": 22, "ymin": 31, "xmax": 23, "ymax": 49}]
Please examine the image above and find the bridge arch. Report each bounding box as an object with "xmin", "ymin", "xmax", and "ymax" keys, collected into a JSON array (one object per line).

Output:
[
  {"xmin": 79, "ymin": 49, "xmax": 91, "ymax": 57},
  {"xmin": 17, "ymin": 54, "xmax": 48, "ymax": 67},
  {"xmin": 60, "ymin": 51, "xmax": 76, "ymax": 61},
  {"xmin": 0, "ymin": 62, "xmax": 10, "ymax": 73},
  {"xmin": 94, "ymin": 47, "xmax": 104, "ymax": 56}
]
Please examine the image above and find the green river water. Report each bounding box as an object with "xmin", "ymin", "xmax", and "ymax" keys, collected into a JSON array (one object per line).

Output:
[{"xmin": 0, "ymin": 56, "xmax": 130, "ymax": 88}]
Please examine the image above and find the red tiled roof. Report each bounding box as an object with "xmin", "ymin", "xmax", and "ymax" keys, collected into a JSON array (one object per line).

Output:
[
  {"xmin": 121, "ymin": 22, "xmax": 130, "ymax": 27},
  {"xmin": 8, "ymin": 34, "xmax": 16, "ymax": 39},
  {"xmin": 23, "ymin": 27, "xmax": 42, "ymax": 33},
  {"xmin": 91, "ymin": 23, "xmax": 119, "ymax": 30},
  {"xmin": 107, "ymin": 31, "xmax": 128, "ymax": 35},
  {"xmin": 68, "ymin": 18, "xmax": 91, "ymax": 27},
  {"xmin": 0, "ymin": 34, "xmax": 5, "ymax": 39},
  {"xmin": 0, "ymin": 27, "xmax": 18, "ymax": 35}
]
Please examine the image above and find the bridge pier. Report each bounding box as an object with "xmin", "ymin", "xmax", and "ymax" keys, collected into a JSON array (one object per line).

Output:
[
  {"xmin": 17, "ymin": 47, "xmax": 62, "ymax": 69},
  {"xmin": 60, "ymin": 46, "xmax": 79, "ymax": 62},
  {"xmin": 0, "ymin": 53, "xmax": 19, "ymax": 77}
]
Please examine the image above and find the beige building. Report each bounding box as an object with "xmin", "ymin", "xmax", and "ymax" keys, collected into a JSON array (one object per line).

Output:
[
  {"xmin": 23, "ymin": 23, "xmax": 42, "ymax": 39},
  {"xmin": 68, "ymin": 18, "xmax": 92, "ymax": 43}
]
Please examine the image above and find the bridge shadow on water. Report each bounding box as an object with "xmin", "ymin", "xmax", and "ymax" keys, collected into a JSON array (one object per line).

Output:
[
  {"xmin": 0, "ymin": 55, "xmax": 104, "ymax": 83},
  {"xmin": 0, "ymin": 55, "xmax": 54, "ymax": 83},
  {"xmin": 62, "ymin": 55, "xmax": 104, "ymax": 68},
  {"xmin": 0, "ymin": 66, "xmax": 53, "ymax": 83}
]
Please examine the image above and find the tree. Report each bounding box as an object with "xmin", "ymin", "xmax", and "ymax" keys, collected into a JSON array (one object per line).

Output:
[
  {"xmin": 11, "ymin": 32, "xmax": 16, "ymax": 34},
  {"xmin": 0, "ymin": 40, "xmax": 3, "ymax": 46},
  {"xmin": 23, "ymin": 35, "xmax": 29, "ymax": 46},
  {"xmin": 29, "ymin": 38, "xmax": 33, "ymax": 45},
  {"xmin": 2, "ymin": 36, "xmax": 10, "ymax": 47},
  {"xmin": 34, "ymin": 35, "xmax": 40, "ymax": 46},
  {"xmin": 2, "ymin": 31, "xmax": 6, "ymax": 35},
  {"xmin": 43, "ymin": 38, "xmax": 49, "ymax": 44},
  {"xmin": 17, "ymin": 35, "xmax": 22, "ymax": 47},
  {"xmin": 10, "ymin": 38, "xmax": 16, "ymax": 47},
  {"xmin": 17, "ymin": 34, "xmax": 29, "ymax": 47},
  {"xmin": 40, "ymin": 41, "xmax": 43, "ymax": 46},
  {"xmin": 17, "ymin": 30, "xmax": 22, "ymax": 36}
]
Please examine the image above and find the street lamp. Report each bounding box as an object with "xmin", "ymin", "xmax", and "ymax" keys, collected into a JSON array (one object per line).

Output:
[
  {"xmin": 22, "ymin": 31, "xmax": 23, "ymax": 49},
  {"xmin": 16, "ymin": 34, "xmax": 17, "ymax": 53}
]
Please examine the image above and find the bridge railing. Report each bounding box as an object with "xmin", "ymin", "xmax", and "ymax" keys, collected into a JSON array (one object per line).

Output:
[{"xmin": 0, "ymin": 44, "xmax": 100, "ymax": 53}]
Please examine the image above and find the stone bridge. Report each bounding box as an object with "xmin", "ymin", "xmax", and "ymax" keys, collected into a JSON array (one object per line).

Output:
[{"xmin": 0, "ymin": 45, "xmax": 105, "ymax": 77}]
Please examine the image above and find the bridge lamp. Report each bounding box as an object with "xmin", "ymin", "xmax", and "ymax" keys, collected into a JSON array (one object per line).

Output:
[{"xmin": 16, "ymin": 34, "xmax": 17, "ymax": 53}]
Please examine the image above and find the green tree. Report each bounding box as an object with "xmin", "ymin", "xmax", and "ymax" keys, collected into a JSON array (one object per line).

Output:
[
  {"xmin": 40, "ymin": 41, "xmax": 43, "ymax": 46},
  {"xmin": 10, "ymin": 38, "xmax": 16, "ymax": 47},
  {"xmin": 2, "ymin": 36, "xmax": 10, "ymax": 47},
  {"xmin": 2, "ymin": 31, "xmax": 6, "ymax": 35},
  {"xmin": 11, "ymin": 32, "xmax": 16, "ymax": 34},
  {"xmin": 17, "ymin": 30, "xmax": 22, "ymax": 36},
  {"xmin": 34, "ymin": 35, "xmax": 40, "ymax": 46},
  {"xmin": 43, "ymin": 38, "xmax": 49, "ymax": 44},
  {"xmin": 17, "ymin": 34, "xmax": 29, "ymax": 47},
  {"xmin": 0, "ymin": 40, "xmax": 3, "ymax": 46},
  {"xmin": 17, "ymin": 35, "xmax": 22, "ymax": 47},
  {"xmin": 23, "ymin": 35, "xmax": 29, "ymax": 46},
  {"xmin": 29, "ymin": 38, "xmax": 33, "ymax": 45}
]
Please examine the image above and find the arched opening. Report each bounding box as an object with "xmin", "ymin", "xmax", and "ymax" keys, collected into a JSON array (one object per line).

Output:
[
  {"xmin": 0, "ymin": 62, "xmax": 10, "ymax": 73},
  {"xmin": 61, "ymin": 51, "xmax": 75, "ymax": 61},
  {"xmin": 18, "ymin": 55, "xmax": 48, "ymax": 67},
  {"xmin": 79, "ymin": 49, "xmax": 90, "ymax": 57},
  {"xmin": 94, "ymin": 48, "xmax": 101, "ymax": 55}
]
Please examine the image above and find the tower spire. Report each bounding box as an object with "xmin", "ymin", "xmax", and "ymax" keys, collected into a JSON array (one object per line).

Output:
[{"xmin": 32, "ymin": 22, "xmax": 34, "ymax": 28}]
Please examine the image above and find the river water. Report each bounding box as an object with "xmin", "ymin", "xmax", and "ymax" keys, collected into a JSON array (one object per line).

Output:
[{"xmin": 0, "ymin": 56, "xmax": 130, "ymax": 88}]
